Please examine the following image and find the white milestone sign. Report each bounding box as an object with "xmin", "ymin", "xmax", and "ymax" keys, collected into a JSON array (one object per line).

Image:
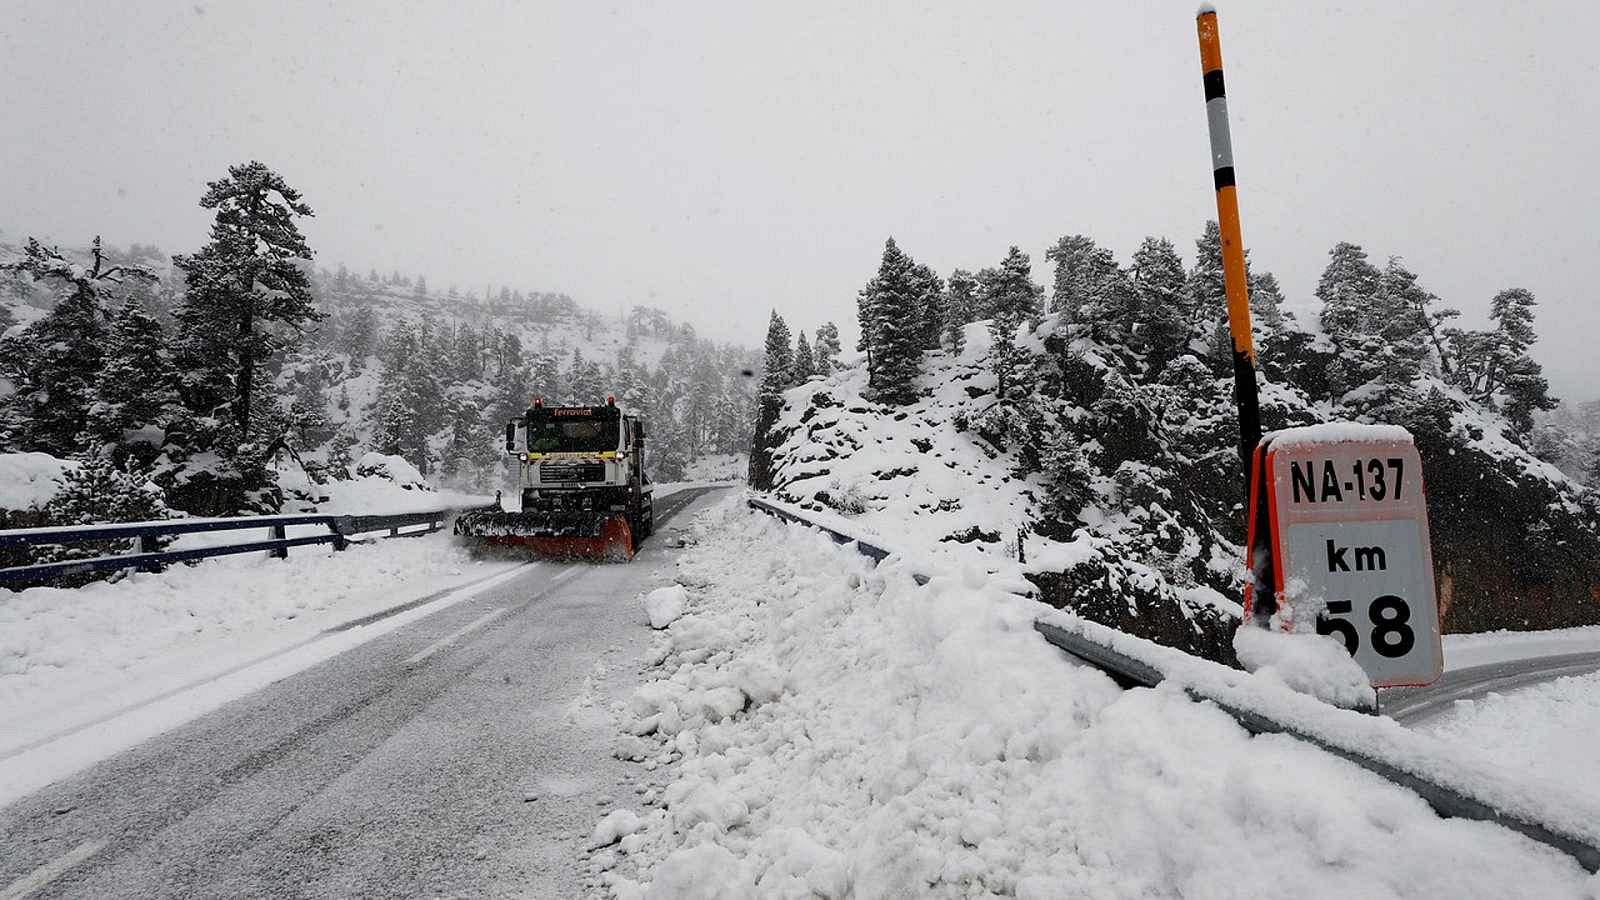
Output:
[{"xmin": 1255, "ymin": 424, "xmax": 1443, "ymax": 688}]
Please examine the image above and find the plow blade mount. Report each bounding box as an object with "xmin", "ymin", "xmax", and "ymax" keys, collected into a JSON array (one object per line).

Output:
[{"xmin": 454, "ymin": 509, "xmax": 634, "ymax": 562}]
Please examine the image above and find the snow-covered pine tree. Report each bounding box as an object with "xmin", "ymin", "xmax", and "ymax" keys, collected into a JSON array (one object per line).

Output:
[
  {"xmin": 813, "ymin": 321, "xmax": 841, "ymax": 376},
  {"xmin": 859, "ymin": 238, "xmax": 926, "ymax": 404},
  {"xmin": 979, "ymin": 247, "xmax": 1042, "ymax": 404},
  {"xmin": 1040, "ymin": 437, "xmax": 1095, "ymax": 531},
  {"xmin": 326, "ymin": 425, "xmax": 358, "ymax": 480},
  {"xmin": 749, "ymin": 311, "xmax": 795, "ymax": 488},
  {"xmin": 0, "ymin": 237, "xmax": 158, "ymax": 455},
  {"xmin": 172, "ymin": 161, "xmax": 322, "ymax": 443},
  {"xmin": 761, "ymin": 311, "xmax": 793, "ymax": 394},
  {"xmin": 1045, "ymin": 234, "xmax": 1108, "ymax": 323},
  {"xmin": 440, "ymin": 398, "xmax": 497, "ymax": 488},
  {"xmin": 943, "ymin": 269, "xmax": 976, "ymax": 354},
  {"xmin": 1129, "ymin": 237, "xmax": 1189, "ymax": 373},
  {"xmin": 530, "ymin": 352, "xmax": 562, "ymax": 403},
  {"xmin": 88, "ymin": 297, "xmax": 182, "ymax": 462},
  {"xmin": 288, "ymin": 367, "xmax": 334, "ymax": 450},
  {"xmin": 793, "ymin": 331, "xmax": 815, "ymax": 381},
  {"xmin": 909, "ymin": 262, "xmax": 946, "ymax": 351},
  {"xmin": 1315, "ymin": 241, "xmax": 1382, "ymax": 346},
  {"xmin": 1443, "ymin": 287, "xmax": 1557, "ymax": 435},
  {"xmin": 36, "ymin": 454, "xmax": 173, "ymax": 571}
]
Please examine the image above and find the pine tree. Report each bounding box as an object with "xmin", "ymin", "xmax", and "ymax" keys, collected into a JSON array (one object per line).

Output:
[
  {"xmin": 1041, "ymin": 437, "xmax": 1095, "ymax": 524},
  {"xmin": 326, "ymin": 425, "xmax": 358, "ymax": 480},
  {"xmin": 979, "ymin": 247, "xmax": 1042, "ymax": 403},
  {"xmin": 760, "ymin": 311, "xmax": 793, "ymax": 396},
  {"xmin": 813, "ymin": 321, "xmax": 841, "ymax": 376},
  {"xmin": 0, "ymin": 238, "xmax": 158, "ymax": 454},
  {"xmin": 89, "ymin": 297, "xmax": 182, "ymax": 458},
  {"xmin": 943, "ymin": 270, "xmax": 976, "ymax": 354},
  {"xmin": 749, "ymin": 311, "xmax": 795, "ymax": 488},
  {"xmin": 1315, "ymin": 241, "xmax": 1381, "ymax": 344},
  {"xmin": 1130, "ymin": 237, "xmax": 1189, "ymax": 373},
  {"xmin": 909, "ymin": 262, "xmax": 946, "ymax": 351},
  {"xmin": 858, "ymin": 239, "xmax": 927, "ymax": 404},
  {"xmin": 1045, "ymin": 235, "xmax": 1114, "ymax": 323},
  {"xmin": 172, "ymin": 161, "xmax": 322, "ymax": 443},
  {"xmin": 1444, "ymin": 287, "xmax": 1557, "ymax": 435},
  {"xmin": 530, "ymin": 352, "xmax": 562, "ymax": 403},
  {"xmin": 793, "ymin": 331, "xmax": 816, "ymax": 381}
]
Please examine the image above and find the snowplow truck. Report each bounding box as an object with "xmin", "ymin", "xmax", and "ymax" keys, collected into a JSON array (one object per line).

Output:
[{"xmin": 454, "ymin": 397, "xmax": 653, "ymax": 561}]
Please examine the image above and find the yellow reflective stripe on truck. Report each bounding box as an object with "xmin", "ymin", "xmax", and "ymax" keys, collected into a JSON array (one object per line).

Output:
[{"xmin": 524, "ymin": 451, "xmax": 621, "ymax": 460}]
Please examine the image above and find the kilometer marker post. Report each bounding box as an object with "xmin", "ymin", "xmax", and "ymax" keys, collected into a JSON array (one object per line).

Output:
[{"xmin": 1196, "ymin": 4, "xmax": 1262, "ymax": 480}]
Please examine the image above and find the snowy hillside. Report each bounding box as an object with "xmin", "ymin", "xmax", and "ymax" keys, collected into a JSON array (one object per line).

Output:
[
  {"xmin": 751, "ymin": 234, "xmax": 1600, "ymax": 641},
  {"xmin": 0, "ymin": 235, "xmax": 755, "ymax": 530}
]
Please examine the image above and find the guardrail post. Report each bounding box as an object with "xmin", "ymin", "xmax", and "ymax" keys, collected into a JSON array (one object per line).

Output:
[
  {"xmin": 270, "ymin": 524, "xmax": 288, "ymax": 559},
  {"xmin": 137, "ymin": 534, "xmax": 163, "ymax": 573}
]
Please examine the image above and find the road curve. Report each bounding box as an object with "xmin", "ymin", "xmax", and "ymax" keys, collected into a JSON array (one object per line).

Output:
[
  {"xmin": 0, "ymin": 486, "xmax": 725, "ymax": 900},
  {"xmin": 1381, "ymin": 650, "xmax": 1600, "ymax": 725}
]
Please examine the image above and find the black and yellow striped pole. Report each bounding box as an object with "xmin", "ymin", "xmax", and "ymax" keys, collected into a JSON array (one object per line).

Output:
[{"xmin": 1197, "ymin": 4, "xmax": 1262, "ymax": 477}]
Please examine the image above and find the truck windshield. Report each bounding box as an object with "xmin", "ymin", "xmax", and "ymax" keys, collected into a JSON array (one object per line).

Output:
[{"xmin": 528, "ymin": 419, "xmax": 618, "ymax": 453}]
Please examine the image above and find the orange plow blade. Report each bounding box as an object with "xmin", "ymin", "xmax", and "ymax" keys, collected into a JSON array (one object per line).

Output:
[{"xmin": 480, "ymin": 514, "xmax": 634, "ymax": 562}]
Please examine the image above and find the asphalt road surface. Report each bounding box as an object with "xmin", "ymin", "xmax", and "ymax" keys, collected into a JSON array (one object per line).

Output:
[
  {"xmin": 0, "ymin": 486, "xmax": 725, "ymax": 899},
  {"xmin": 1381, "ymin": 650, "xmax": 1600, "ymax": 725}
]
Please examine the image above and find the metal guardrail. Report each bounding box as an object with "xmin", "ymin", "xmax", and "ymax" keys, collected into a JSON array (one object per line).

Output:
[
  {"xmin": 746, "ymin": 493, "xmax": 1600, "ymax": 874},
  {"xmin": 0, "ymin": 509, "xmax": 452, "ymax": 587}
]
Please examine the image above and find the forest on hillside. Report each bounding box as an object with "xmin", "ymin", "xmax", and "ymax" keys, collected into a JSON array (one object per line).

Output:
[
  {"xmin": 751, "ymin": 225, "xmax": 1600, "ymax": 635},
  {"xmin": 0, "ymin": 161, "xmax": 757, "ymax": 525}
]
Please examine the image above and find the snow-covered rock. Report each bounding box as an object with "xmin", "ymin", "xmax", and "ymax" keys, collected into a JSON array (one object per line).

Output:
[
  {"xmin": 0, "ymin": 452, "xmax": 77, "ymax": 511},
  {"xmin": 352, "ymin": 452, "xmax": 431, "ymax": 490}
]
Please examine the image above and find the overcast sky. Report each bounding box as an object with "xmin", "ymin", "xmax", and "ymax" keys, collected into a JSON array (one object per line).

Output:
[{"xmin": 3, "ymin": 1, "xmax": 1595, "ymax": 400}]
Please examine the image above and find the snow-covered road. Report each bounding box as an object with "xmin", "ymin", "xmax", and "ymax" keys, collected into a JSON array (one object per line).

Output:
[{"xmin": 0, "ymin": 487, "xmax": 726, "ymax": 899}]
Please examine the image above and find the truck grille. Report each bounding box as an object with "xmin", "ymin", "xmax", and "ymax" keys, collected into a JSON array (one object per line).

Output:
[{"xmin": 538, "ymin": 462, "xmax": 606, "ymax": 483}]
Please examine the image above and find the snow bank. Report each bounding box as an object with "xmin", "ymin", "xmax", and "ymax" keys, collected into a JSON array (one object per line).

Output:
[
  {"xmin": 1419, "ymin": 670, "xmax": 1600, "ymax": 810},
  {"xmin": 0, "ymin": 533, "xmax": 514, "ymax": 757},
  {"xmin": 1443, "ymin": 626, "xmax": 1600, "ymax": 670},
  {"xmin": 592, "ymin": 499, "xmax": 1593, "ymax": 898},
  {"xmin": 0, "ymin": 452, "xmax": 76, "ymax": 510},
  {"xmin": 642, "ymin": 585, "xmax": 688, "ymax": 630}
]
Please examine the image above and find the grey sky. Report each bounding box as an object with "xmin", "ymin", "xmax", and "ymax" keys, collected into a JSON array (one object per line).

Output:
[{"xmin": 3, "ymin": 1, "xmax": 1595, "ymax": 400}]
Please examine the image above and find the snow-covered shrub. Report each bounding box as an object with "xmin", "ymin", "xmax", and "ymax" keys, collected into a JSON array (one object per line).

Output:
[{"xmin": 27, "ymin": 454, "xmax": 174, "ymax": 583}]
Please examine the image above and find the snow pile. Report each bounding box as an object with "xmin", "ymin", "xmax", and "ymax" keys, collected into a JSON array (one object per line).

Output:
[
  {"xmin": 1234, "ymin": 624, "xmax": 1375, "ymax": 710},
  {"xmin": 0, "ymin": 452, "xmax": 77, "ymax": 510},
  {"xmin": 642, "ymin": 585, "xmax": 688, "ymax": 630},
  {"xmin": 590, "ymin": 808, "xmax": 644, "ymax": 849},
  {"xmin": 592, "ymin": 500, "xmax": 1593, "ymax": 898}
]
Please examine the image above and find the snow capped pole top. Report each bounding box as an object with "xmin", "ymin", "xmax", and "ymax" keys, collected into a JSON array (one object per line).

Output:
[{"xmin": 1195, "ymin": 5, "xmax": 1262, "ymax": 483}]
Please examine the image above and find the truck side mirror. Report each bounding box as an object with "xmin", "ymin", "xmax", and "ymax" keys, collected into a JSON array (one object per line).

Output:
[
  {"xmin": 505, "ymin": 421, "xmax": 516, "ymax": 451},
  {"xmin": 635, "ymin": 423, "xmax": 646, "ymax": 440}
]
